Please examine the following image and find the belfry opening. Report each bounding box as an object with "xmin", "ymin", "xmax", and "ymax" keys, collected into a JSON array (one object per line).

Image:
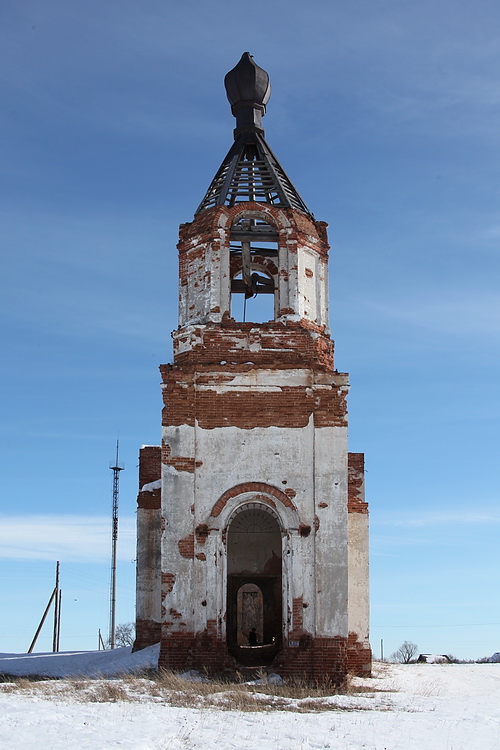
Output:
[
  {"xmin": 229, "ymin": 214, "xmax": 278, "ymax": 323},
  {"xmin": 133, "ymin": 52, "xmax": 372, "ymax": 682}
]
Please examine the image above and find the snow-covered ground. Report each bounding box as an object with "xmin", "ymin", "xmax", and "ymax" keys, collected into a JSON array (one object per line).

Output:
[
  {"xmin": 0, "ymin": 647, "xmax": 498, "ymax": 749},
  {"xmin": 0, "ymin": 643, "xmax": 161, "ymax": 678}
]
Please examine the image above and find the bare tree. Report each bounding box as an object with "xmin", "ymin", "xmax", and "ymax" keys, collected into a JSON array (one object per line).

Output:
[
  {"xmin": 113, "ymin": 622, "xmax": 135, "ymax": 647},
  {"xmin": 390, "ymin": 641, "xmax": 418, "ymax": 664}
]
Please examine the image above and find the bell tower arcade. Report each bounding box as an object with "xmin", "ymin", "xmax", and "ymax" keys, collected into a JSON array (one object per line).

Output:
[{"xmin": 134, "ymin": 53, "xmax": 371, "ymax": 681}]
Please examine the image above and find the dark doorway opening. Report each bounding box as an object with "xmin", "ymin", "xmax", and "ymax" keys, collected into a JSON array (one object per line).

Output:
[{"xmin": 226, "ymin": 503, "xmax": 282, "ymax": 666}]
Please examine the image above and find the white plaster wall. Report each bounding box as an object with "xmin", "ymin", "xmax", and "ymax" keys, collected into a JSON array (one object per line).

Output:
[
  {"xmin": 178, "ymin": 236, "xmax": 229, "ymax": 327},
  {"xmin": 136, "ymin": 507, "xmax": 162, "ymax": 625},
  {"xmin": 178, "ymin": 244, "xmax": 209, "ymax": 326},
  {"xmin": 297, "ymin": 246, "xmax": 319, "ymax": 322},
  {"xmin": 207, "ymin": 229, "xmax": 230, "ymax": 321},
  {"xmin": 313, "ymin": 425, "xmax": 349, "ymax": 636},
  {"xmin": 348, "ymin": 512, "xmax": 370, "ymax": 642},
  {"xmin": 318, "ymin": 257, "xmax": 330, "ymax": 334},
  {"xmin": 277, "ymin": 238, "xmax": 298, "ymax": 317},
  {"xmin": 161, "ymin": 423, "xmax": 197, "ymax": 631},
  {"xmin": 161, "ymin": 406, "xmax": 350, "ymax": 641},
  {"xmin": 193, "ymin": 422, "xmax": 314, "ymax": 523}
]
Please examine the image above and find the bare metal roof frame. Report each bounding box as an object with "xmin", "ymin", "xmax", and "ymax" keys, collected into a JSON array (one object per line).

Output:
[{"xmin": 195, "ymin": 53, "xmax": 312, "ymax": 217}]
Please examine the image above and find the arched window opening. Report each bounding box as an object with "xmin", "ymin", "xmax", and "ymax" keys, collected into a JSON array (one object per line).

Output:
[
  {"xmin": 230, "ymin": 217, "xmax": 278, "ymax": 322},
  {"xmin": 237, "ymin": 584, "xmax": 263, "ymax": 647}
]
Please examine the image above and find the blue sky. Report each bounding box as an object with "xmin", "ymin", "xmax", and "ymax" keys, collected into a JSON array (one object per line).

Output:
[{"xmin": 1, "ymin": 0, "xmax": 499, "ymax": 659}]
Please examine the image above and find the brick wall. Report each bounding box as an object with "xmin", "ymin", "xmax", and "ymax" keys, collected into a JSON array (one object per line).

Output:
[
  {"xmin": 159, "ymin": 628, "xmax": 354, "ymax": 684},
  {"xmin": 348, "ymin": 452, "xmax": 368, "ymax": 514},
  {"xmin": 133, "ymin": 445, "xmax": 162, "ymax": 652},
  {"xmin": 134, "ymin": 619, "xmax": 161, "ymax": 652},
  {"xmin": 160, "ymin": 365, "xmax": 348, "ymax": 431},
  {"xmin": 138, "ymin": 445, "xmax": 162, "ymax": 489},
  {"xmin": 172, "ymin": 321, "xmax": 335, "ymax": 371},
  {"xmin": 347, "ymin": 632, "xmax": 372, "ymax": 676}
]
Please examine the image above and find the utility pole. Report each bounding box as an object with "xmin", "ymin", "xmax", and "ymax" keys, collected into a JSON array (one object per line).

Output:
[
  {"xmin": 98, "ymin": 628, "xmax": 106, "ymax": 650},
  {"xmin": 109, "ymin": 440, "xmax": 124, "ymax": 649},
  {"xmin": 56, "ymin": 589, "xmax": 62, "ymax": 652},
  {"xmin": 28, "ymin": 561, "xmax": 60, "ymax": 654},
  {"xmin": 52, "ymin": 560, "xmax": 60, "ymax": 652}
]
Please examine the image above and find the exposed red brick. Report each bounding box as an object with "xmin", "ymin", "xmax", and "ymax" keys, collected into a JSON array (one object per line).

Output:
[
  {"xmin": 177, "ymin": 203, "xmax": 328, "ymax": 260},
  {"xmin": 161, "ymin": 365, "xmax": 347, "ymax": 430},
  {"xmin": 289, "ymin": 596, "xmax": 304, "ymax": 637},
  {"xmin": 161, "ymin": 572, "xmax": 176, "ymax": 594},
  {"xmin": 347, "ymin": 632, "xmax": 372, "ymax": 676},
  {"xmin": 133, "ymin": 619, "xmax": 161, "ymax": 652},
  {"xmin": 210, "ymin": 482, "xmax": 297, "ymax": 518},
  {"xmin": 137, "ymin": 489, "xmax": 161, "ymax": 510},
  {"xmin": 162, "ymin": 441, "xmax": 202, "ymax": 473},
  {"xmin": 195, "ymin": 524, "xmax": 209, "ymax": 543},
  {"xmin": 170, "ymin": 321, "xmax": 336, "ymax": 373},
  {"xmin": 139, "ymin": 201, "xmax": 370, "ymax": 684},
  {"xmin": 138, "ymin": 445, "xmax": 161, "ymax": 490},
  {"xmin": 159, "ymin": 629, "xmax": 349, "ymax": 684},
  {"xmin": 178, "ymin": 534, "xmax": 194, "ymax": 559},
  {"xmin": 348, "ymin": 453, "xmax": 368, "ymax": 514}
]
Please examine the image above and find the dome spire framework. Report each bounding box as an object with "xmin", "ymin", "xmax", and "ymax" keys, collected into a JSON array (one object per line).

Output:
[{"xmin": 195, "ymin": 53, "xmax": 312, "ymax": 217}]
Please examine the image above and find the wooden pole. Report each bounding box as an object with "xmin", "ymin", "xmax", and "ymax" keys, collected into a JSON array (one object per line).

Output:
[
  {"xmin": 56, "ymin": 589, "xmax": 62, "ymax": 652},
  {"xmin": 52, "ymin": 561, "xmax": 60, "ymax": 652},
  {"xmin": 28, "ymin": 587, "xmax": 57, "ymax": 654},
  {"xmin": 98, "ymin": 629, "xmax": 106, "ymax": 651}
]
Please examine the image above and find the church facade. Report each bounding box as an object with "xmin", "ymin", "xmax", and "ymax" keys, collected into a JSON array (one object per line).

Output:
[{"xmin": 134, "ymin": 53, "xmax": 371, "ymax": 681}]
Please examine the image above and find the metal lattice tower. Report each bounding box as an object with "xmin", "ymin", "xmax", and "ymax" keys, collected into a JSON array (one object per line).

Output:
[
  {"xmin": 196, "ymin": 52, "xmax": 312, "ymax": 216},
  {"xmin": 109, "ymin": 440, "xmax": 124, "ymax": 649}
]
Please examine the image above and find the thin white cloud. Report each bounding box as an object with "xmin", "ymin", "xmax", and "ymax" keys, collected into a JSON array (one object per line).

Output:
[
  {"xmin": 0, "ymin": 516, "xmax": 136, "ymax": 563},
  {"xmin": 377, "ymin": 510, "xmax": 500, "ymax": 529}
]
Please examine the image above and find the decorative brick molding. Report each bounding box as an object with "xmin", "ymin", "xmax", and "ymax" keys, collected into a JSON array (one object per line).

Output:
[
  {"xmin": 178, "ymin": 202, "xmax": 329, "ymax": 260},
  {"xmin": 210, "ymin": 481, "xmax": 298, "ymax": 518}
]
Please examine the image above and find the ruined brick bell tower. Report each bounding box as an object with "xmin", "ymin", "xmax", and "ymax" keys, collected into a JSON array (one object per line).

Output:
[{"xmin": 134, "ymin": 53, "xmax": 371, "ymax": 680}]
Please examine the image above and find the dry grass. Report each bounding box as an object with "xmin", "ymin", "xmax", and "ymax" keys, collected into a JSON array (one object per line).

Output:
[{"xmin": 0, "ymin": 670, "xmax": 379, "ymax": 713}]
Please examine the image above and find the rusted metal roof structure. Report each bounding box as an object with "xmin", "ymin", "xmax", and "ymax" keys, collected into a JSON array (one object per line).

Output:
[{"xmin": 196, "ymin": 53, "xmax": 312, "ymax": 216}]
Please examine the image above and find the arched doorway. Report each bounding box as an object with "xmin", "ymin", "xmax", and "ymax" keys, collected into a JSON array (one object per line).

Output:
[{"xmin": 226, "ymin": 502, "xmax": 282, "ymax": 665}]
